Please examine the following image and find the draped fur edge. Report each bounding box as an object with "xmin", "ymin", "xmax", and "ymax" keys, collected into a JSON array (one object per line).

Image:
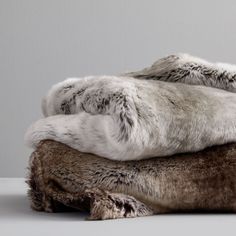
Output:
[{"xmin": 27, "ymin": 140, "xmax": 236, "ymax": 220}]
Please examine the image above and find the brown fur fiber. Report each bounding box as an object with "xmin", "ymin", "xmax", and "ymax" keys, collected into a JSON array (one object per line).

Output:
[{"xmin": 27, "ymin": 140, "xmax": 236, "ymax": 220}]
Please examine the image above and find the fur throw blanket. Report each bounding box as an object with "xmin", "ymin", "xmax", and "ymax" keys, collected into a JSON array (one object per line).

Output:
[
  {"xmin": 25, "ymin": 54, "xmax": 236, "ymax": 161},
  {"xmin": 26, "ymin": 54, "xmax": 236, "ymax": 219},
  {"xmin": 27, "ymin": 140, "xmax": 236, "ymax": 220}
]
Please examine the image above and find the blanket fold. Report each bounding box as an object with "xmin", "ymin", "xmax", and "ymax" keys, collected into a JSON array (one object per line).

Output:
[{"xmin": 27, "ymin": 140, "xmax": 236, "ymax": 220}]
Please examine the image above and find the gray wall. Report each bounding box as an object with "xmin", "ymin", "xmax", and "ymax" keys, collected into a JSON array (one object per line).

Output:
[{"xmin": 1, "ymin": 0, "xmax": 236, "ymax": 177}]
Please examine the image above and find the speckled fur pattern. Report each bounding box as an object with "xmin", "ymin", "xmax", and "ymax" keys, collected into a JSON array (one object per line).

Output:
[
  {"xmin": 27, "ymin": 140, "xmax": 236, "ymax": 220},
  {"xmin": 25, "ymin": 54, "xmax": 236, "ymax": 160},
  {"xmin": 125, "ymin": 53, "xmax": 236, "ymax": 92}
]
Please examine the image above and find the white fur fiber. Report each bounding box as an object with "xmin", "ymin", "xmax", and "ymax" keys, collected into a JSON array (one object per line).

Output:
[{"xmin": 25, "ymin": 54, "xmax": 236, "ymax": 160}]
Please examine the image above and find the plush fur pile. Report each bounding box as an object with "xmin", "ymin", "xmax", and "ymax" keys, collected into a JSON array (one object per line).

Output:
[
  {"xmin": 26, "ymin": 54, "xmax": 236, "ymax": 219},
  {"xmin": 28, "ymin": 140, "xmax": 236, "ymax": 220},
  {"xmin": 25, "ymin": 54, "xmax": 236, "ymax": 161}
]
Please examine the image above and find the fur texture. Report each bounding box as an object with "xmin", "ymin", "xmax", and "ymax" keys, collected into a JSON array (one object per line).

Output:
[
  {"xmin": 25, "ymin": 54, "xmax": 236, "ymax": 160},
  {"xmin": 125, "ymin": 53, "xmax": 236, "ymax": 92},
  {"xmin": 28, "ymin": 140, "xmax": 236, "ymax": 220}
]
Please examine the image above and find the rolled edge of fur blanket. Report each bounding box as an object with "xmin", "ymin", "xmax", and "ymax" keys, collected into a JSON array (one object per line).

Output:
[{"xmin": 27, "ymin": 140, "xmax": 236, "ymax": 220}]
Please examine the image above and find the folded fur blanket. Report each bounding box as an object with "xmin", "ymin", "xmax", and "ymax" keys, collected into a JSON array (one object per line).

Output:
[
  {"xmin": 25, "ymin": 54, "xmax": 236, "ymax": 161},
  {"xmin": 27, "ymin": 140, "xmax": 236, "ymax": 220},
  {"xmin": 26, "ymin": 54, "xmax": 236, "ymax": 220}
]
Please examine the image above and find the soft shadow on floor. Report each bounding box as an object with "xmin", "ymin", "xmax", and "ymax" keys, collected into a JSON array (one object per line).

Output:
[{"xmin": 0, "ymin": 194, "xmax": 89, "ymax": 222}]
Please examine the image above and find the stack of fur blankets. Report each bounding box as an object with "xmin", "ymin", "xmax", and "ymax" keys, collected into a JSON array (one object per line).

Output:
[{"xmin": 26, "ymin": 54, "xmax": 236, "ymax": 220}]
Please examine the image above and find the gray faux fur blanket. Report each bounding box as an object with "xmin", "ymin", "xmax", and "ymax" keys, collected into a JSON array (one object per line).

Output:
[
  {"xmin": 27, "ymin": 140, "xmax": 236, "ymax": 220},
  {"xmin": 25, "ymin": 54, "xmax": 236, "ymax": 162}
]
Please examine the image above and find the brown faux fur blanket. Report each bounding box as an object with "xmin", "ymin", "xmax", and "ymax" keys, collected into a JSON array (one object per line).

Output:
[{"xmin": 27, "ymin": 140, "xmax": 236, "ymax": 220}]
